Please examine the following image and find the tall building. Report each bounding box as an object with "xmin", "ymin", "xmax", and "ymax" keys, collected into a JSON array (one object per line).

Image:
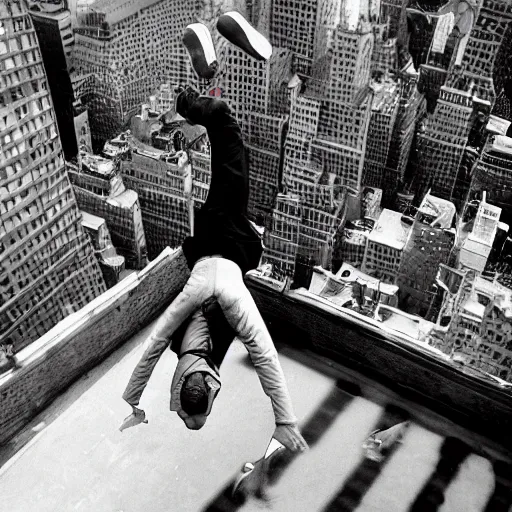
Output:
[
  {"xmin": 362, "ymin": 208, "xmax": 410, "ymax": 284},
  {"xmin": 261, "ymin": 194, "xmax": 301, "ymax": 280},
  {"xmin": 382, "ymin": 64, "xmax": 422, "ymax": 204},
  {"xmin": 208, "ymin": 41, "xmax": 291, "ymax": 224},
  {"xmin": 113, "ymin": 104, "xmax": 208, "ymax": 260},
  {"xmin": 411, "ymin": 85, "xmax": 476, "ymax": 201},
  {"xmin": 71, "ymin": 0, "xmax": 199, "ymax": 150},
  {"xmin": 442, "ymin": 275, "xmax": 512, "ymax": 382},
  {"xmin": 362, "ymin": 78, "xmax": 400, "ymax": 188},
  {"xmin": 68, "ymin": 152, "xmax": 148, "ymax": 269},
  {"xmin": 282, "ymin": 2, "xmax": 375, "ymax": 199},
  {"xmin": 446, "ymin": 0, "xmax": 512, "ymax": 106},
  {"xmin": 268, "ymin": 0, "xmax": 318, "ymax": 76},
  {"xmin": 459, "ymin": 194, "xmax": 501, "ymax": 274},
  {"xmin": 397, "ymin": 193, "xmax": 456, "ymax": 319},
  {"xmin": 27, "ymin": 1, "xmax": 78, "ymax": 160},
  {"xmin": 0, "ymin": 0, "xmax": 106, "ymax": 352},
  {"xmin": 470, "ymin": 135, "xmax": 512, "ymax": 226},
  {"xmin": 409, "ymin": 1, "xmax": 512, "ymax": 205}
]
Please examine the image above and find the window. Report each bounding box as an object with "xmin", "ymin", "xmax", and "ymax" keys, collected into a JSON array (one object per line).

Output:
[{"xmin": 11, "ymin": 86, "xmax": 23, "ymax": 101}]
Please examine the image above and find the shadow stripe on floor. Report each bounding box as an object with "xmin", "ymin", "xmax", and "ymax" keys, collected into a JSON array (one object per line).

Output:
[
  {"xmin": 201, "ymin": 380, "xmax": 358, "ymax": 512},
  {"xmin": 321, "ymin": 405, "xmax": 410, "ymax": 512}
]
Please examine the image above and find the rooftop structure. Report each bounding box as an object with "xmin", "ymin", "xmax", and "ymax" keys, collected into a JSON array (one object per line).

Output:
[{"xmin": 459, "ymin": 194, "xmax": 501, "ymax": 273}]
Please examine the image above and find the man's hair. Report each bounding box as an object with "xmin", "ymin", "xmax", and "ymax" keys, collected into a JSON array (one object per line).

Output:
[{"xmin": 181, "ymin": 372, "xmax": 209, "ymax": 416}]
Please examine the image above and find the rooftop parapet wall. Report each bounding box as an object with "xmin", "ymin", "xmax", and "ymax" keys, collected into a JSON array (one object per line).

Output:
[{"xmin": 0, "ymin": 247, "xmax": 189, "ymax": 445}]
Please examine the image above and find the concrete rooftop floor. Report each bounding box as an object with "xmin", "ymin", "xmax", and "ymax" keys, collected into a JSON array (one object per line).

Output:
[{"xmin": 0, "ymin": 318, "xmax": 505, "ymax": 512}]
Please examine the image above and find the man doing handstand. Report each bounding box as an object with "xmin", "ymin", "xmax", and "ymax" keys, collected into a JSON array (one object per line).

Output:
[{"xmin": 121, "ymin": 13, "xmax": 307, "ymax": 453}]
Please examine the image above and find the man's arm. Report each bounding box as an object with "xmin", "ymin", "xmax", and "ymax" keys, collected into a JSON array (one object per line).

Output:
[
  {"xmin": 243, "ymin": 337, "xmax": 308, "ymax": 452},
  {"xmin": 215, "ymin": 279, "xmax": 307, "ymax": 451},
  {"xmin": 122, "ymin": 335, "xmax": 171, "ymax": 407}
]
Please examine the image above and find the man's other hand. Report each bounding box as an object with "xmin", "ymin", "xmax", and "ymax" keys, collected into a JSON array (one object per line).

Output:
[
  {"xmin": 273, "ymin": 424, "xmax": 308, "ymax": 452},
  {"xmin": 119, "ymin": 406, "xmax": 148, "ymax": 432}
]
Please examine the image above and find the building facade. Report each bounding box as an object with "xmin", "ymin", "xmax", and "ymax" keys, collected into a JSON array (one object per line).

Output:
[{"xmin": 0, "ymin": 0, "xmax": 106, "ymax": 352}]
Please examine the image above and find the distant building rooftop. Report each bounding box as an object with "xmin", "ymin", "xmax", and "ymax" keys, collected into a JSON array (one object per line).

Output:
[
  {"xmin": 491, "ymin": 135, "xmax": 512, "ymax": 156},
  {"xmin": 370, "ymin": 79, "xmax": 399, "ymax": 115},
  {"xmin": 368, "ymin": 209, "xmax": 410, "ymax": 250},
  {"xmin": 87, "ymin": 0, "xmax": 162, "ymax": 25},
  {"xmin": 417, "ymin": 193, "xmax": 456, "ymax": 229}
]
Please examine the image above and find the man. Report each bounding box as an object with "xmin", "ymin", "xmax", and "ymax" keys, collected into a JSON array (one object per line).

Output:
[{"xmin": 120, "ymin": 13, "xmax": 308, "ymax": 453}]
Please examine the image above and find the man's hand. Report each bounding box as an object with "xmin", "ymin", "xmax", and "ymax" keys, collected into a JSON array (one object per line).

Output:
[
  {"xmin": 272, "ymin": 424, "xmax": 308, "ymax": 452},
  {"xmin": 119, "ymin": 406, "xmax": 148, "ymax": 432}
]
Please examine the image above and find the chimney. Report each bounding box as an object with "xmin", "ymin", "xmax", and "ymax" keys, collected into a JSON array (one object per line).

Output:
[{"xmin": 141, "ymin": 104, "xmax": 149, "ymax": 121}]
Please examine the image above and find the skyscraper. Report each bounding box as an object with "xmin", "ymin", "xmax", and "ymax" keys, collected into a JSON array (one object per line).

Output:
[
  {"xmin": 28, "ymin": 1, "xmax": 78, "ymax": 161},
  {"xmin": 0, "ymin": 0, "xmax": 106, "ymax": 352},
  {"xmin": 71, "ymin": 0, "xmax": 199, "ymax": 151}
]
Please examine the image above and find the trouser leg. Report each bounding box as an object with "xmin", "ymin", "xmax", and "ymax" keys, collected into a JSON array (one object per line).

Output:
[{"xmin": 180, "ymin": 96, "xmax": 249, "ymax": 215}]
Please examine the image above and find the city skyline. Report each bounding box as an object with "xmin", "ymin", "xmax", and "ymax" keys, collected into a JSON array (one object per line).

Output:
[{"xmin": 2, "ymin": 0, "xmax": 512, "ymax": 384}]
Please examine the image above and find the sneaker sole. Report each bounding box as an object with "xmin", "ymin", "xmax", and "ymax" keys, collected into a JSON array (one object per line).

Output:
[
  {"xmin": 183, "ymin": 23, "xmax": 218, "ymax": 80},
  {"xmin": 217, "ymin": 11, "xmax": 272, "ymax": 61}
]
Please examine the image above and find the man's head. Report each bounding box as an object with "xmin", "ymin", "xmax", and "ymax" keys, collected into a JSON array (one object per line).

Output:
[{"xmin": 181, "ymin": 371, "xmax": 209, "ymax": 417}]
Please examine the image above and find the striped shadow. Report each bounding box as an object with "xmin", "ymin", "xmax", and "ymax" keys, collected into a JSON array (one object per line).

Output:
[
  {"xmin": 322, "ymin": 404, "xmax": 411, "ymax": 512},
  {"xmin": 201, "ymin": 379, "xmax": 358, "ymax": 512},
  {"xmin": 408, "ymin": 437, "xmax": 472, "ymax": 512}
]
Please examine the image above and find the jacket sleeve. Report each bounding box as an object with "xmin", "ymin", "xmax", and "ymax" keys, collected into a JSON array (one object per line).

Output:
[
  {"xmin": 217, "ymin": 279, "xmax": 298, "ymax": 425},
  {"xmin": 245, "ymin": 339, "xmax": 298, "ymax": 426},
  {"xmin": 122, "ymin": 334, "xmax": 170, "ymax": 406}
]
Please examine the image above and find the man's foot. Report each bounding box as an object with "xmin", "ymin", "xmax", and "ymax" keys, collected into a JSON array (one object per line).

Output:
[
  {"xmin": 217, "ymin": 11, "xmax": 272, "ymax": 61},
  {"xmin": 182, "ymin": 23, "xmax": 218, "ymax": 80}
]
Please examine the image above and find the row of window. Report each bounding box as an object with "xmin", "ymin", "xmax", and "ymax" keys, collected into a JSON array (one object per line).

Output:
[{"xmin": 8, "ymin": 222, "xmax": 79, "ymax": 284}]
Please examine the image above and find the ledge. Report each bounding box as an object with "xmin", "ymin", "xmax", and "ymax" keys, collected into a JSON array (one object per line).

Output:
[
  {"xmin": 0, "ymin": 248, "xmax": 189, "ymax": 445},
  {"xmin": 245, "ymin": 275, "xmax": 512, "ymax": 451}
]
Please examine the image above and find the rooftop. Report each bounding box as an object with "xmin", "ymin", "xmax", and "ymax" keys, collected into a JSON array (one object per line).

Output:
[
  {"xmin": 86, "ymin": 0, "xmax": 162, "ymax": 25},
  {"xmin": 368, "ymin": 208, "xmax": 411, "ymax": 250},
  {"xmin": 418, "ymin": 193, "xmax": 456, "ymax": 229},
  {"xmin": 491, "ymin": 135, "xmax": 512, "ymax": 156},
  {"xmin": 0, "ymin": 320, "xmax": 505, "ymax": 512}
]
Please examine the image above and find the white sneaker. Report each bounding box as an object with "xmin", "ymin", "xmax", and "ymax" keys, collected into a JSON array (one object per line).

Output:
[
  {"xmin": 217, "ymin": 11, "xmax": 272, "ymax": 61},
  {"xmin": 182, "ymin": 23, "xmax": 219, "ymax": 80}
]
